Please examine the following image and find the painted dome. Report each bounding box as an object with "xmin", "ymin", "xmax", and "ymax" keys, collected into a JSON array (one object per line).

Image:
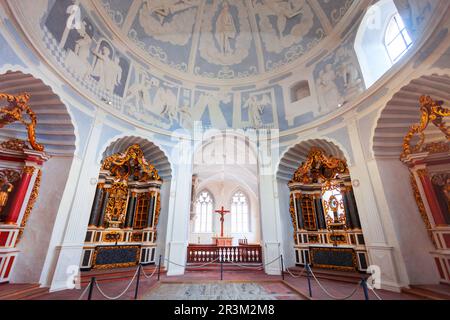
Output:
[
  {"xmin": 5, "ymin": 0, "xmax": 439, "ymax": 135},
  {"xmin": 96, "ymin": 0, "xmax": 355, "ymax": 82}
]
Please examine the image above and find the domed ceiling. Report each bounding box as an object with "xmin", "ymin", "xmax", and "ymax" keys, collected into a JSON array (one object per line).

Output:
[
  {"xmin": 6, "ymin": 0, "xmax": 370, "ymax": 134},
  {"xmin": 96, "ymin": 0, "xmax": 355, "ymax": 81}
]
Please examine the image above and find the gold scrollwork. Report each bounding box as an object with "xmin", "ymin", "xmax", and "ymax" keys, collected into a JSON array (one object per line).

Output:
[
  {"xmin": 101, "ymin": 144, "xmax": 161, "ymax": 183},
  {"xmin": 104, "ymin": 182, "xmax": 128, "ymax": 228},
  {"xmin": 16, "ymin": 170, "xmax": 42, "ymax": 245},
  {"xmin": 290, "ymin": 148, "xmax": 348, "ymax": 185},
  {"xmin": 401, "ymin": 96, "xmax": 450, "ymax": 160},
  {"xmin": 289, "ymin": 193, "xmax": 298, "ymax": 243},
  {"xmin": 0, "ymin": 93, "xmax": 44, "ymax": 152},
  {"xmin": 0, "ymin": 139, "xmax": 28, "ymax": 151},
  {"xmin": 410, "ymin": 173, "xmax": 435, "ymax": 246}
]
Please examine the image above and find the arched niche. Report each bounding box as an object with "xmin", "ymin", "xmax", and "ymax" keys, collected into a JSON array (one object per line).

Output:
[
  {"xmin": 0, "ymin": 70, "xmax": 77, "ymax": 284},
  {"xmin": 189, "ymin": 131, "xmax": 261, "ymax": 249},
  {"xmin": 80, "ymin": 136, "xmax": 172, "ymax": 271},
  {"xmin": 276, "ymin": 139, "xmax": 368, "ymax": 272},
  {"xmin": 371, "ymin": 74, "xmax": 450, "ymax": 285}
]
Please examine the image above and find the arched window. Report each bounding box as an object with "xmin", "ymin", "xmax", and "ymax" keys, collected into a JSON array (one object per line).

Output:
[
  {"xmin": 385, "ymin": 13, "xmax": 412, "ymax": 63},
  {"xmin": 231, "ymin": 191, "xmax": 249, "ymax": 233},
  {"xmin": 355, "ymin": 0, "xmax": 414, "ymax": 88},
  {"xmin": 194, "ymin": 191, "xmax": 213, "ymax": 233}
]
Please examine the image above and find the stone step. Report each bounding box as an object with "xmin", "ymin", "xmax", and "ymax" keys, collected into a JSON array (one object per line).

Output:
[
  {"xmin": 80, "ymin": 266, "xmax": 165, "ymax": 284},
  {"xmin": 402, "ymin": 285, "xmax": 450, "ymax": 300},
  {"xmin": 0, "ymin": 284, "xmax": 49, "ymax": 300},
  {"xmin": 288, "ymin": 266, "xmax": 368, "ymax": 284}
]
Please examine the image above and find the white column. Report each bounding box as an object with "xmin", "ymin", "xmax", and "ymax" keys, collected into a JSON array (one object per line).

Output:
[
  {"xmin": 258, "ymin": 173, "xmax": 283, "ymax": 275},
  {"xmin": 47, "ymin": 113, "xmax": 105, "ymax": 291},
  {"xmin": 257, "ymin": 130, "xmax": 283, "ymax": 275},
  {"xmin": 346, "ymin": 118, "xmax": 406, "ymax": 291},
  {"xmin": 165, "ymin": 138, "xmax": 193, "ymax": 276}
]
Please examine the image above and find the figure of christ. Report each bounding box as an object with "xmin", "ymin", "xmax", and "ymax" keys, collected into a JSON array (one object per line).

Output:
[
  {"xmin": 215, "ymin": 206, "xmax": 230, "ymax": 238},
  {"xmin": 215, "ymin": 2, "xmax": 237, "ymax": 55}
]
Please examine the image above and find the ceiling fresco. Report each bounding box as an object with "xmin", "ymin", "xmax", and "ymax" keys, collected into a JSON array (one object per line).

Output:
[{"xmin": 98, "ymin": 0, "xmax": 354, "ymax": 79}]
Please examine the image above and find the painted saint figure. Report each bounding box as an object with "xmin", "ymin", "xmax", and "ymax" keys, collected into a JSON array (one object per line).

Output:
[
  {"xmin": 91, "ymin": 45, "xmax": 123, "ymax": 95},
  {"xmin": 243, "ymin": 94, "xmax": 271, "ymax": 128},
  {"xmin": 215, "ymin": 2, "xmax": 237, "ymax": 55},
  {"xmin": 317, "ymin": 64, "xmax": 343, "ymax": 114},
  {"xmin": 0, "ymin": 176, "xmax": 13, "ymax": 215}
]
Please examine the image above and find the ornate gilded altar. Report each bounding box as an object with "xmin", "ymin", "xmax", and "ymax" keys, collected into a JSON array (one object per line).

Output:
[
  {"xmin": 401, "ymin": 95, "xmax": 450, "ymax": 284},
  {"xmin": 288, "ymin": 148, "xmax": 368, "ymax": 272},
  {"xmin": 81, "ymin": 144, "xmax": 162, "ymax": 270},
  {"xmin": 0, "ymin": 93, "xmax": 48, "ymax": 283}
]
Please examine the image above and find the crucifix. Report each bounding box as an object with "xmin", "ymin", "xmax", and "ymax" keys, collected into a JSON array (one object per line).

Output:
[{"xmin": 215, "ymin": 206, "xmax": 230, "ymax": 237}]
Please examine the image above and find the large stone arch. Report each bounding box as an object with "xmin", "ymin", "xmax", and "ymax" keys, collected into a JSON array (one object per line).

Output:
[{"xmin": 0, "ymin": 70, "xmax": 78, "ymax": 284}]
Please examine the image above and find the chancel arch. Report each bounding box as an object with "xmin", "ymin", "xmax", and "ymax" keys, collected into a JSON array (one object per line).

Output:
[
  {"xmin": 371, "ymin": 75, "xmax": 450, "ymax": 285},
  {"xmin": 0, "ymin": 70, "xmax": 77, "ymax": 284},
  {"xmin": 277, "ymin": 139, "xmax": 368, "ymax": 273},
  {"xmin": 187, "ymin": 131, "xmax": 262, "ymax": 264},
  {"xmin": 81, "ymin": 136, "xmax": 172, "ymax": 271}
]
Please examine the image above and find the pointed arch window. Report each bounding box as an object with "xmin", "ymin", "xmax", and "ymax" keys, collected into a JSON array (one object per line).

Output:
[
  {"xmin": 231, "ymin": 191, "xmax": 249, "ymax": 233},
  {"xmin": 194, "ymin": 191, "xmax": 213, "ymax": 233}
]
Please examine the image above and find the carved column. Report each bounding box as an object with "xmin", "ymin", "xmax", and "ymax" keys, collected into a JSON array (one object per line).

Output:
[
  {"xmin": 294, "ymin": 193, "xmax": 304, "ymax": 230},
  {"xmin": 146, "ymin": 192, "xmax": 156, "ymax": 229},
  {"xmin": 314, "ymin": 195, "xmax": 326, "ymax": 230},
  {"xmin": 125, "ymin": 192, "xmax": 137, "ymax": 229},
  {"xmin": 97, "ymin": 189, "xmax": 109, "ymax": 228},
  {"xmin": 88, "ymin": 184, "xmax": 104, "ymax": 227},
  {"xmin": 5, "ymin": 166, "xmax": 34, "ymax": 225}
]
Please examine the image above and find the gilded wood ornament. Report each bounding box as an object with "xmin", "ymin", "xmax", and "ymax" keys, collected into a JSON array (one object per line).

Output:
[
  {"xmin": 290, "ymin": 147, "xmax": 348, "ymax": 185},
  {"xmin": 104, "ymin": 182, "xmax": 129, "ymax": 228},
  {"xmin": 17, "ymin": 170, "xmax": 42, "ymax": 244},
  {"xmin": 401, "ymin": 96, "xmax": 450, "ymax": 160},
  {"xmin": 410, "ymin": 173, "xmax": 435, "ymax": 246},
  {"xmin": 0, "ymin": 93, "xmax": 44, "ymax": 152},
  {"xmin": 0, "ymin": 169, "xmax": 21, "ymax": 215},
  {"xmin": 101, "ymin": 144, "xmax": 161, "ymax": 182}
]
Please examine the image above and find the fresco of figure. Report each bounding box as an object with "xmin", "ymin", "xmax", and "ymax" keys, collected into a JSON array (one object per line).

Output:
[
  {"xmin": 243, "ymin": 94, "xmax": 272, "ymax": 128},
  {"xmin": 64, "ymin": 19, "xmax": 94, "ymax": 79},
  {"xmin": 215, "ymin": 2, "xmax": 237, "ymax": 55},
  {"xmin": 91, "ymin": 45, "xmax": 123, "ymax": 95},
  {"xmin": 158, "ymin": 88, "xmax": 178, "ymax": 125},
  {"xmin": 317, "ymin": 64, "xmax": 343, "ymax": 114}
]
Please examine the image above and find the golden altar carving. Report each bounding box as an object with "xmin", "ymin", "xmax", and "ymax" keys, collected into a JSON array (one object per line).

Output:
[{"xmin": 0, "ymin": 93, "xmax": 44, "ymax": 152}]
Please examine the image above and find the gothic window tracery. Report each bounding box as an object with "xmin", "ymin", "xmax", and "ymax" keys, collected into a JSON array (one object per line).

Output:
[
  {"xmin": 231, "ymin": 191, "xmax": 249, "ymax": 233},
  {"xmin": 194, "ymin": 191, "xmax": 214, "ymax": 233}
]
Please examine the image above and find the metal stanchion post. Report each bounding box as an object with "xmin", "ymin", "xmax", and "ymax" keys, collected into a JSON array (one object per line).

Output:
[
  {"xmin": 280, "ymin": 255, "xmax": 285, "ymax": 281},
  {"xmin": 87, "ymin": 277, "xmax": 95, "ymax": 300},
  {"xmin": 361, "ymin": 278, "xmax": 370, "ymax": 301},
  {"xmin": 134, "ymin": 264, "xmax": 142, "ymax": 300},
  {"xmin": 306, "ymin": 264, "xmax": 313, "ymax": 298},
  {"xmin": 157, "ymin": 255, "xmax": 162, "ymax": 281}
]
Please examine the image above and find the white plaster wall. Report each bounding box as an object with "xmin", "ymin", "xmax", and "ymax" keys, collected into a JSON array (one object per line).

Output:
[
  {"xmin": 277, "ymin": 180, "xmax": 296, "ymax": 268},
  {"xmin": 155, "ymin": 179, "xmax": 172, "ymax": 261},
  {"xmin": 189, "ymin": 180, "xmax": 261, "ymax": 246},
  {"xmin": 374, "ymin": 158, "xmax": 439, "ymax": 284},
  {"xmin": 11, "ymin": 155, "xmax": 74, "ymax": 283}
]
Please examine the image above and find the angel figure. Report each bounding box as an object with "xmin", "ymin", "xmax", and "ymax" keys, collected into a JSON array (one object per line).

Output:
[{"xmin": 243, "ymin": 94, "xmax": 271, "ymax": 128}]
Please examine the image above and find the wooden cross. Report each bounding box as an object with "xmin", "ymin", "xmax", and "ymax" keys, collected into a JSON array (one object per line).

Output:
[{"xmin": 215, "ymin": 206, "xmax": 230, "ymax": 237}]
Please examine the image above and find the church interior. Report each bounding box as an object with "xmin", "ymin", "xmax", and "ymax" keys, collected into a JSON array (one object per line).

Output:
[{"xmin": 0, "ymin": 0, "xmax": 449, "ymax": 302}]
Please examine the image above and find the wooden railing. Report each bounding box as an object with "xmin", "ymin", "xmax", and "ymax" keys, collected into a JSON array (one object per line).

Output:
[{"xmin": 187, "ymin": 245, "xmax": 262, "ymax": 263}]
